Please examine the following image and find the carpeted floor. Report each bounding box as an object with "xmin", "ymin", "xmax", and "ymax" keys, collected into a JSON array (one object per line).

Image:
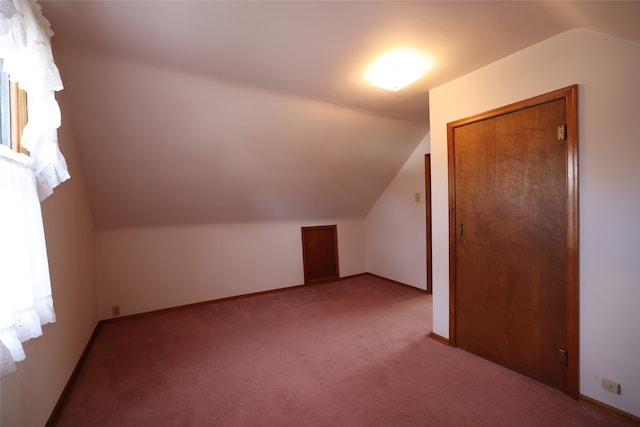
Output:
[{"xmin": 53, "ymin": 275, "xmax": 631, "ymax": 426}]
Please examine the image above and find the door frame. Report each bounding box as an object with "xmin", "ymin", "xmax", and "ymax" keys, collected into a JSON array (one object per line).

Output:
[
  {"xmin": 446, "ymin": 85, "xmax": 579, "ymax": 398},
  {"xmin": 425, "ymin": 154, "xmax": 433, "ymax": 294}
]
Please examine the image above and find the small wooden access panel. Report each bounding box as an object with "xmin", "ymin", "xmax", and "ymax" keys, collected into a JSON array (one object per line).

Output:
[{"xmin": 301, "ymin": 225, "xmax": 339, "ymax": 284}]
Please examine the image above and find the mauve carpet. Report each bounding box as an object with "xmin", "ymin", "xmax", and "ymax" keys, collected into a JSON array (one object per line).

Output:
[{"xmin": 53, "ymin": 275, "xmax": 630, "ymax": 426}]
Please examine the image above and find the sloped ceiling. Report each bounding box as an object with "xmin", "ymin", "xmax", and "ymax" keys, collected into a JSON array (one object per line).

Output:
[{"xmin": 39, "ymin": 1, "xmax": 640, "ymax": 229}]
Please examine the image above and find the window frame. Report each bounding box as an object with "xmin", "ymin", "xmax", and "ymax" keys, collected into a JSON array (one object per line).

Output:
[{"xmin": 9, "ymin": 81, "xmax": 27, "ymax": 154}]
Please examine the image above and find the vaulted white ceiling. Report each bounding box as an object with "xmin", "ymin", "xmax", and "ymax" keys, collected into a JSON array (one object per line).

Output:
[{"xmin": 40, "ymin": 1, "xmax": 640, "ymax": 229}]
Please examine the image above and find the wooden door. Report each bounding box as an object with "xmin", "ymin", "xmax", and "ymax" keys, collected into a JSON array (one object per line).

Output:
[
  {"xmin": 301, "ymin": 225, "xmax": 339, "ymax": 284},
  {"xmin": 448, "ymin": 86, "xmax": 579, "ymax": 396}
]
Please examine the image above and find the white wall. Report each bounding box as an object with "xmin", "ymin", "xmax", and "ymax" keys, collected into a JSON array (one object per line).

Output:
[
  {"xmin": 1, "ymin": 96, "xmax": 99, "ymax": 426},
  {"xmin": 96, "ymin": 218, "xmax": 366, "ymax": 319},
  {"xmin": 429, "ymin": 29, "xmax": 640, "ymax": 416},
  {"xmin": 365, "ymin": 134, "xmax": 430, "ymax": 289}
]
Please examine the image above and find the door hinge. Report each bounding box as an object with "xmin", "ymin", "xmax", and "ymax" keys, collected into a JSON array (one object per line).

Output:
[
  {"xmin": 558, "ymin": 348, "xmax": 568, "ymax": 366},
  {"xmin": 557, "ymin": 124, "xmax": 567, "ymax": 141}
]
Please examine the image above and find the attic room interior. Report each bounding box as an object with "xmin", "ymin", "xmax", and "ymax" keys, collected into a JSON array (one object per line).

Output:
[{"xmin": 1, "ymin": 1, "xmax": 639, "ymax": 425}]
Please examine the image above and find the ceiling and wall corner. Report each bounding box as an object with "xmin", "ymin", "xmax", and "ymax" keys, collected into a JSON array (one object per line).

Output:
[
  {"xmin": 365, "ymin": 133, "xmax": 430, "ymax": 290},
  {"xmin": 54, "ymin": 49, "xmax": 426, "ymax": 228},
  {"xmin": 39, "ymin": 1, "xmax": 640, "ymax": 229}
]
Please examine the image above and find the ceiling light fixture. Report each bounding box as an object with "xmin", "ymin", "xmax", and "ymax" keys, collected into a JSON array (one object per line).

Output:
[{"xmin": 365, "ymin": 48, "xmax": 432, "ymax": 92}]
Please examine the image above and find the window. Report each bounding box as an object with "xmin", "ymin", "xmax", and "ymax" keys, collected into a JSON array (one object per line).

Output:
[
  {"xmin": 0, "ymin": 1, "xmax": 69, "ymax": 377},
  {"xmin": 0, "ymin": 58, "xmax": 27, "ymax": 153}
]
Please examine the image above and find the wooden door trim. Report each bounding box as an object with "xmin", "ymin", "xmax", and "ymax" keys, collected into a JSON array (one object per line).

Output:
[
  {"xmin": 301, "ymin": 225, "xmax": 339, "ymax": 284},
  {"xmin": 425, "ymin": 154, "xmax": 433, "ymax": 294},
  {"xmin": 565, "ymin": 85, "xmax": 579, "ymax": 399},
  {"xmin": 447, "ymin": 85, "xmax": 579, "ymax": 398}
]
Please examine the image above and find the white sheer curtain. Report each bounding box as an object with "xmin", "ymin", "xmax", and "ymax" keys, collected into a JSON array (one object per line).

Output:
[
  {"xmin": 0, "ymin": 0, "xmax": 68, "ymax": 199},
  {"xmin": 0, "ymin": 146, "xmax": 56, "ymax": 375},
  {"xmin": 0, "ymin": 0, "xmax": 68, "ymax": 376}
]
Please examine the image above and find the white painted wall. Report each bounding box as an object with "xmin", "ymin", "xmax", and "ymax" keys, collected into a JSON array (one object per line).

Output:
[
  {"xmin": 365, "ymin": 134, "xmax": 430, "ymax": 289},
  {"xmin": 0, "ymin": 95, "xmax": 99, "ymax": 426},
  {"xmin": 429, "ymin": 29, "xmax": 640, "ymax": 416},
  {"xmin": 96, "ymin": 218, "xmax": 366, "ymax": 319}
]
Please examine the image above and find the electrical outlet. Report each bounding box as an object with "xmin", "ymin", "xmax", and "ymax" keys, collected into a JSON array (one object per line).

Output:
[
  {"xmin": 601, "ymin": 377, "xmax": 621, "ymax": 395},
  {"xmin": 414, "ymin": 192, "xmax": 421, "ymax": 203},
  {"xmin": 112, "ymin": 306, "xmax": 120, "ymax": 317}
]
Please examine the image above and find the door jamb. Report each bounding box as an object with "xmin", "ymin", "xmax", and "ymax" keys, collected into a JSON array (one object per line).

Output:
[{"xmin": 425, "ymin": 154, "xmax": 433, "ymax": 294}]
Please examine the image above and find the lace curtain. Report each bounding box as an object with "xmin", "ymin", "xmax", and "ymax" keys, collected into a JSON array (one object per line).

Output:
[
  {"xmin": 0, "ymin": 146, "xmax": 56, "ymax": 375},
  {"xmin": 0, "ymin": 0, "xmax": 67, "ymax": 376}
]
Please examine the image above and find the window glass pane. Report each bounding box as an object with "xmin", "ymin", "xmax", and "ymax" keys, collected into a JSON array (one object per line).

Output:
[{"xmin": 0, "ymin": 58, "xmax": 10, "ymax": 148}]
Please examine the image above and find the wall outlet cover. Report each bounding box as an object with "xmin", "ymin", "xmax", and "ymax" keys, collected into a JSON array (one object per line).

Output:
[{"xmin": 601, "ymin": 377, "xmax": 621, "ymax": 395}]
